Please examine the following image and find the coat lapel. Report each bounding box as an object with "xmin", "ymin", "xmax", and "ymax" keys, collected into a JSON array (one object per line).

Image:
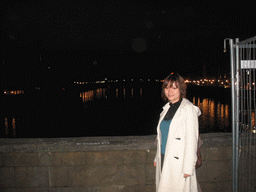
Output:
[
  {"xmin": 157, "ymin": 102, "xmax": 170, "ymax": 133},
  {"xmin": 165, "ymin": 99, "xmax": 187, "ymax": 156}
]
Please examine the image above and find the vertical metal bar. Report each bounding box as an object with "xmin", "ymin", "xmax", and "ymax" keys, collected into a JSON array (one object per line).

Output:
[
  {"xmin": 247, "ymin": 42, "xmax": 252, "ymax": 191},
  {"xmin": 229, "ymin": 38, "xmax": 237, "ymax": 192},
  {"xmin": 235, "ymin": 38, "xmax": 240, "ymax": 192},
  {"xmin": 253, "ymin": 39, "xmax": 256, "ymax": 191},
  {"xmin": 239, "ymin": 46, "xmax": 243, "ymax": 191},
  {"xmin": 241, "ymin": 45, "xmax": 246, "ymax": 191}
]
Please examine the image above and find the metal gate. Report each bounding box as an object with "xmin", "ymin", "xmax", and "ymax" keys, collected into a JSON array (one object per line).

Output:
[{"xmin": 225, "ymin": 36, "xmax": 256, "ymax": 192}]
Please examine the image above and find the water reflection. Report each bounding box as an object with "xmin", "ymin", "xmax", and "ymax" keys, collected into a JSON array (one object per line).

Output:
[
  {"xmin": 80, "ymin": 88, "xmax": 232, "ymax": 133},
  {"xmin": 2, "ymin": 87, "xmax": 237, "ymax": 138},
  {"xmin": 80, "ymin": 87, "xmax": 143, "ymax": 102},
  {"xmin": 80, "ymin": 88, "xmax": 107, "ymax": 102},
  {"xmin": 191, "ymin": 96, "xmax": 231, "ymax": 133},
  {"xmin": 3, "ymin": 117, "xmax": 16, "ymax": 137}
]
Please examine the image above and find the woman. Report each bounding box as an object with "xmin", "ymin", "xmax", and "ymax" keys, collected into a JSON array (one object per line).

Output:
[{"xmin": 154, "ymin": 73, "xmax": 201, "ymax": 192}]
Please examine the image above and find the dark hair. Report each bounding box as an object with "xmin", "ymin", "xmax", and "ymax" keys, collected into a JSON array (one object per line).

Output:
[{"xmin": 161, "ymin": 72, "xmax": 187, "ymax": 102}]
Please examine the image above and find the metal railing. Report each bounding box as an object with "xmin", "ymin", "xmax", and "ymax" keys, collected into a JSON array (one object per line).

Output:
[{"xmin": 225, "ymin": 36, "xmax": 256, "ymax": 192}]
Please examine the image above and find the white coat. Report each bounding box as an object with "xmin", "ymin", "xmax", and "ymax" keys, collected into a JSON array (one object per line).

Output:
[{"xmin": 155, "ymin": 98, "xmax": 201, "ymax": 192}]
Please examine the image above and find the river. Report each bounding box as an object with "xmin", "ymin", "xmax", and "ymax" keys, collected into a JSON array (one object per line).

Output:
[{"xmin": 2, "ymin": 84, "xmax": 231, "ymax": 138}]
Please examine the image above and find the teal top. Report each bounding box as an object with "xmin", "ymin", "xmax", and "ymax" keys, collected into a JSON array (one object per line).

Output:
[{"xmin": 160, "ymin": 119, "xmax": 172, "ymax": 154}]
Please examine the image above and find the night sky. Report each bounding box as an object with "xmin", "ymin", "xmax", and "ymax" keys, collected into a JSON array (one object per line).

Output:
[{"xmin": 1, "ymin": 0, "xmax": 256, "ymax": 86}]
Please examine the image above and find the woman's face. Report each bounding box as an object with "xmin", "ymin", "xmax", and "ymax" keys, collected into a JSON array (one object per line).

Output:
[{"xmin": 164, "ymin": 82, "xmax": 181, "ymax": 103}]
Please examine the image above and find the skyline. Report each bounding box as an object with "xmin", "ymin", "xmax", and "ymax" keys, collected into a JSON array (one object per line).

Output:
[{"xmin": 3, "ymin": 50, "xmax": 230, "ymax": 89}]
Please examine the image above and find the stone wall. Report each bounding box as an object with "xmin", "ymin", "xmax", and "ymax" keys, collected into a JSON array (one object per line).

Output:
[
  {"xmin": 196, "ymin": 133, "xmax": 232, "ymax": 192},
  {"xmin": 0, "ymin": 133, "xmax": 232, "ymax": 192}
]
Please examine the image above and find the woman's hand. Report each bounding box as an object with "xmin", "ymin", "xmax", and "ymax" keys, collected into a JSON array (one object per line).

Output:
[
  {"xmin": 184, "ymin": 174, "xmax": 190, "ymax": 178},
  {"xmin": 154, "ymin": 161, "xmax": 156, "ymax": 167}
]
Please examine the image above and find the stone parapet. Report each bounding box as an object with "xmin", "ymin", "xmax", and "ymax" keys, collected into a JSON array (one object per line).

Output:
[
  {"xmin": 197, "ymin": 133, "xmax": 232, "ymax": 192},
  {"xmin": 0, "ymin": 133, "xmax": 232, "ymax": 192}
]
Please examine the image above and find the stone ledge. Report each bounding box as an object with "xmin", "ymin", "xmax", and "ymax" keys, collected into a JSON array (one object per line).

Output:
[
  {"xmin": 199, "ymin": 133, "xmax": 232, "ymax": 147},
  {"xmin": 0, "ymin": 135, "xmax": 156, "ymax": 153},
  {"xmin": 0, "ymin": 133, "xmax": 234, "ymax": 153}
]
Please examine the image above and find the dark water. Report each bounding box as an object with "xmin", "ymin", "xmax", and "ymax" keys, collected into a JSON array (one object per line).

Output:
[{"xmin": 2, "ymin": 84, "xmax": 231, "ymax": 138}]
